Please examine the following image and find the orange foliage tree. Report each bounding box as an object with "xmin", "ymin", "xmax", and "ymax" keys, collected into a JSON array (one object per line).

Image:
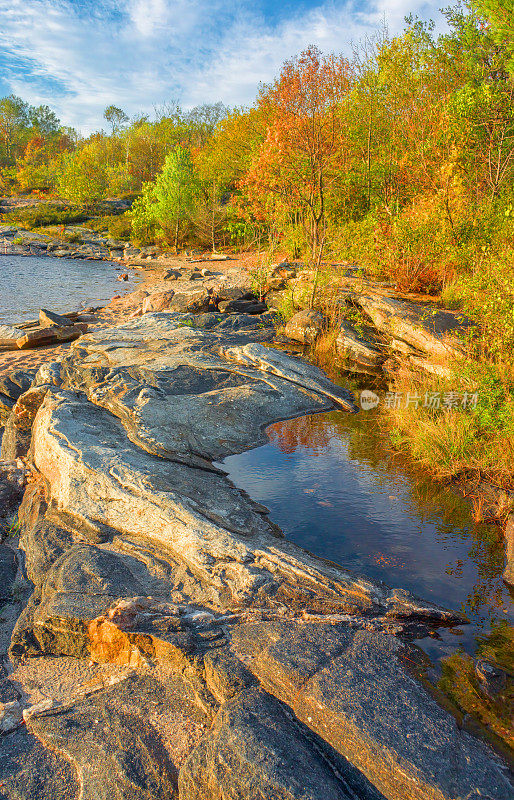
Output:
[{"xmin": 242, "ymin": 46, "xmax": 354, "ymax": 262}]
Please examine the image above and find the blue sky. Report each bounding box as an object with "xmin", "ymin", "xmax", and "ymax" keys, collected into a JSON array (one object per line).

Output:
[{"xmin": 0, "ymin": 0, "xmax": 445, "ymax": 133}]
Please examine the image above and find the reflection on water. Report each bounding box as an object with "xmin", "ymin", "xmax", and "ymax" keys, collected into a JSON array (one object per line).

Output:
[
  {"xmin": 0, "ymin": 255, "xmax": 139, "ymax": 325},
  {"xmin": 222, "ymin": 403, "xmax": 513, "ymax": 665}
]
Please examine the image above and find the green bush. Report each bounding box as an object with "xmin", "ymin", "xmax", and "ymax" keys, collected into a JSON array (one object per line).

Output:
[
  {"xmin": 1, "ymin": 204, "xmax": 88, "ymax": 230},
  {"xmin": 107, "ymin": 212, "xmax": 132, "ymax": 240}
]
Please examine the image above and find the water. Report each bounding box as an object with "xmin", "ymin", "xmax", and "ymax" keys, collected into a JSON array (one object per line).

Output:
[
  {"xmin": 221, "ymin": 396, "xmax": 513, "ymax": 668},
  {"xmin": 0, "ymin": 255, "xmax": 140, "ymax": 325}
]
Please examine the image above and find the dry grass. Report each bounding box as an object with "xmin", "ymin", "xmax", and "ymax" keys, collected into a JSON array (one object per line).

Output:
[{"xmin": 383, "ymin": 366, "xmax": 514, "ymax": 490}]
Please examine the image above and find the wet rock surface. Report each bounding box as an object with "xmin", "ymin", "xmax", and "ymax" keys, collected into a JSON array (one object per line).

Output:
[{"xmin": 0, "ymin": 299, "xmax": 511, "ymax": 799}]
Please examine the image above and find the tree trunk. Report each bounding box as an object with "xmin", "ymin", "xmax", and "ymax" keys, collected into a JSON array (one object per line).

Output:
[{"xmin": 310, "ymin": 221, "xmax": 326, "ymax": 310}]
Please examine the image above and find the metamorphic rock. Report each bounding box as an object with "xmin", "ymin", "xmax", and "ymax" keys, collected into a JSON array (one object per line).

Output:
[{"xmin": 0, "ymin": 309, "xmax": 512, "ymax": 799}]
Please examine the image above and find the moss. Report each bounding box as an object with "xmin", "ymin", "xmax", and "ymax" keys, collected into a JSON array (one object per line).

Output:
[{"xmin": 438, "ymin": 626, "xmax": 514, "ymax": 751}]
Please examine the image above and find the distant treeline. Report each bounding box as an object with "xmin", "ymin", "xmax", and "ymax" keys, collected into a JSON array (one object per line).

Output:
[{"xmin": 0, "ymin": 1, "xmax": 513, "ymax": 291}]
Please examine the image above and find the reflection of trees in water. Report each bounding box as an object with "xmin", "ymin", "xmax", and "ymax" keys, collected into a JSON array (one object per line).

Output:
[
  {"xmin": 268, "ymin": 414, "xmax": 334, "ymax": 455},
  {"xmin": 266, "ymin": 409, "xmax": 510, "ymax": 624},
  {"xmin": 465, "ymin": 526, "xmax": 508, "ymax": 618}
]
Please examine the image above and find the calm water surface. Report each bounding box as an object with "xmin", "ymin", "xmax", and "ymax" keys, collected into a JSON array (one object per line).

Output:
[
  {"xmin": 0, "ymin": 255, "xmax": 140, "ymax": 325},
  {"xmin": 221, "ymin": 390, "xmax": 513, "ymax": 667}
]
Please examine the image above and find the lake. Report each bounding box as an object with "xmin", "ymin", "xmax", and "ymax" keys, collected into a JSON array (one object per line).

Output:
[
  {"xmin": 0, "ymin": 255, "xmax": 140, "ymax": 325},
  {"xmin": 221, "ymin": 389, "xmax": 513, "ymax": 669}
]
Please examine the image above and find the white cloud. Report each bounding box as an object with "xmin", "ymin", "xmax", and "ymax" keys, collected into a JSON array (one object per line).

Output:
[{"xmin": 0, "ymin": 0, "xmax": 446, "ymax": 133}]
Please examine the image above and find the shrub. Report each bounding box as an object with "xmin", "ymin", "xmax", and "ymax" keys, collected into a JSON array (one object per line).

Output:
[
  {"xmin": 385, "ymin": 364, "xmax": 514, "ymax": 488},
  {"xmin": 107, "ymin": 213, "xmax": 132, "ymax": 240},
  {"xmin": 1, "ymin": 204, "xmax": 88, "ymax": 229}
]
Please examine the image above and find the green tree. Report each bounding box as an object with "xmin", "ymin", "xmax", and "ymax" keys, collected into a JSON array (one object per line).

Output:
[
  {"xmin": 131, "ymin": 145, "xmax": 200, "ymax": 249},
  {"xmin": 57, "ymin": 142, "xmax": 108, "ymax": 205},
  {"xmin": 103, "ymin": 105, "xmax": 129, "ymax": 135},
  {"xmin": 29, "ymin": 105, "xmax": 60, "ymax": 137},
  {"xmin": 0, "ymin": 95, "xmax": 29, "ymax": 165},
  {"xmin": 473, "ymin": 0, "xmax": 514, "ymax": 73}
]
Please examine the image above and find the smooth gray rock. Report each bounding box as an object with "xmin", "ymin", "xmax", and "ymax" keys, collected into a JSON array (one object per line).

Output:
[
  {"xmin": 12, "ymin": 384, "xmax": 461, "ymax": 662},
  {"xmin": 336, "ymin": 320, "xmax": 387, "ymax": 372},
  {"xmin": 179, "ymin": 686, "xmax": 355, "ymax": 800},
  {"xmin": 57, "ymin": 315, "xmax": 355, "ymax": 462},
  {"xmin": 230, "ymin": 622, "xmax": 512, "ymax": 800},
  {"xmin": 351, "ymin": 294, "xmax": 469, "ymax": 360},
  {"xmin": 29, "ymin": 677, "xmax": 179, "ymax": 800},
  {"xmin": 28, "ymin": 390, "xmax": 442, "ymax": 624}
]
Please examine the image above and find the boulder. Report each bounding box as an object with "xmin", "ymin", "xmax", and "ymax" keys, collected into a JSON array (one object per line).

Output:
[
  {"xmin": 218, "ymin": 299, "xmax": 267, "ymax": 315},
  {"xmin": 39, "ymin": 309, "xmax": 73, "ymax": 328},
  {"xmin": 142, "ymin": 290, "xmax": 175, "ymax": 314},
  {"xmin": 0, "ymin": 226, "xmax": 18, "ymax": 237},
  {"xmin": 16, "ymin": 323, "xmax": 87, "ymax": 350},
  {"xmin": 0, "ymin": 324, "xmax": 25, "ymax": 350},
  {"xmin": 264, "ymin": 262, "xmax": 298, "ymax": 291},
  {"xmin": 0, "ymin": 369, "xmax": 37, "ymax": 424},
  {"xmin": 169, "ymin": 289, "xmax": 211, "ymax": 314},
  {"xmin": 107, "ymin": 287, "xmax": 149, "ymax": 312},
  {"xmin": 213, "ymin": 285, "xmax": 248, "ymax": 302},
  {"xmin": 284, "ymin": 310, "xmax": 324, "ymax": 344},
  {"xmin": 163, "ymin": 269, "xmax": 182, "ymax": 280},
  {"xmin": 351, "ymin": 294, "xmax": 469, "ymax": 360},
  {"xmin": 1, "ymin": 384, "xmax": 52, "ymax": 460},
  {"xmin": 336, "ymin": 320, "xmax": 386, "ymax": 372}
]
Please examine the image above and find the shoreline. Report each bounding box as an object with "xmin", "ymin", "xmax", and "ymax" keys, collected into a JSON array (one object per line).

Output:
[
  {"xmin": 0, "ymin": 251, "xmax": 512, "ymax": 794},
  {"xmin": 0, "ymin": 286, "xmax": 511, "ymax": 797}
]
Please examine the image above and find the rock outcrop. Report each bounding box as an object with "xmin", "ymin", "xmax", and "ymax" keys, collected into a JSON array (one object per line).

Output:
[
  {"xmin": 1, "ymin": 309, "xmax": 511, "ymax": 800},
  {"xmin": 284, "ymin": 309, "xmax": 325, "ymax": 344}
]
